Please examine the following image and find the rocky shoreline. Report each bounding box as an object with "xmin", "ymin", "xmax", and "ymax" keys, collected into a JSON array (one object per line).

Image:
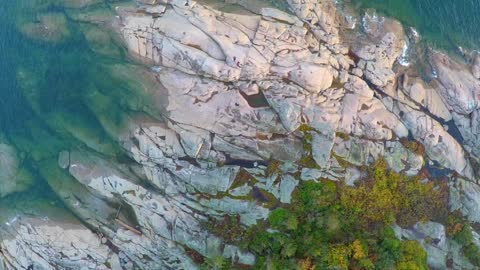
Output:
[{"xmin": 2, "ymin": 0, "xmax": 480, "ymax": 269}]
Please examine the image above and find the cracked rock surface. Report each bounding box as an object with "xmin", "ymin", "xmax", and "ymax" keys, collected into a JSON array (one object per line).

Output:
[{"xmin": 4, "ymin": 0, "xmax": 480, "ymax": 269}]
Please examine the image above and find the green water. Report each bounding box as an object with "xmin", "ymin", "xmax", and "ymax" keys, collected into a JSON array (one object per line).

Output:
[
  {"xmin": 350, "ymin": 0, "xmax": 480, "ymax": 52},
  {"xmin": 0, "ymin": 0, "xmax": 161, "ymax": 216}
]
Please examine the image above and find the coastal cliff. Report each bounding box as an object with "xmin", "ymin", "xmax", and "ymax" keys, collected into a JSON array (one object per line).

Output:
[{"xmin": 2, "ymin": 0, "xmax": 480, "ymax": 269}]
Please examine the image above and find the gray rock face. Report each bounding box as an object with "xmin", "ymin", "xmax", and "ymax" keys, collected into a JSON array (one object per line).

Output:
[
  {"xmin": 398, "ymin": 76, "xmax": 452, "ymax": 122},
  {"xmin": 70, "ymin": 1, "xmax": 480, "ymax": 268},
  {"xmin": 384, "ymin": 141, "xmax": 423, "ymax": 176},
  {"xmin": 0, "ymin": 217, "xmax": 118, "ymax": 270},
  {"xmin": 397, "ymin": 104, "xmax": 473, "ymax": 178},
  {"xmin": 0, "ymin": 199, "xmax": 119, "ymax": 270},
  {"xmin": 64, "ymin": 149, "xmax": 257, "ymax": 269},
  {"xmin": 393, "ymin": 222, "xmax": 447, "ymax": 269},
  {"xmin": 394, "ymin": 221, "xmax": 480, "ymax": 270},
  {"xmin": 355, "ymin": 14, "xmax": 406, "ymax": 93},
  {"xmin": 431, "ymin": 52, "xmax": 480, "ymax": 115},
  {"xmin": 450, "ymin": 178, "xmax": 480, "ymax": 223}
]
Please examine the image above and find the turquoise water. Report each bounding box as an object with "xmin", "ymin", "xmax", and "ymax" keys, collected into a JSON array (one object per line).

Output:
[
  {"xmin": 350, "ymin": 0, "xmax": 480, "ymax": 52},
  {"xmin": 0, "ymin": 1, "xmax": 160, "ymax": 215}
]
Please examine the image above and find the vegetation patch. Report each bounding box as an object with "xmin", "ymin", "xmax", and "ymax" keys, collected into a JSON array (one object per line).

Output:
[
  {"xmin": 231, "ymin": 169, "xmax": 257, "ymax": 190},
  {"xmin": 336, "ymin": 132, "xmax": 351, "ymax": 141},
  {"xmin": 298, "ymin": 155, "xmax": 320, "ymax": 169},
  {"xmin": 297, "ymin": 124, "xmax": 314, "ymax": 133},
  {"xmin": 206, "ymin": 158, "xmax": 448, "ymax": 269},
  {"xmin": 448, "ymin": 212, "xmax": 480, "ymax": 267},
  {"xmin": 399, "ymin": 138, "xmax": 426, "ymax": 156},
  {"xmin": 266, "ymin": 160, "xmax": 282, "ymax": 177},
  {"xmin": 296, "ymin": 124, "xmax": 321, "ymax": 169},
  {"xmin": 332, "ymin": 153, "xmax": 354, "ymax": 168},
  {"xmin": 205, "ymin": 214, "xmax": 247, "ymax": 244},
  {"xmin": 251, "ymin": 186, "xmax": 280, "ymax": 209}
]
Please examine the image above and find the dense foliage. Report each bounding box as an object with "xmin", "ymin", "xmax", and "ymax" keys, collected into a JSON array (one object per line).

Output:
[
  {"xmin": 447, "ymin": 212, "xmax": 480, "ymax": 267},
  {"xmin": 205, "ymin": 158, "xmax": 448, "ymax": 269}
]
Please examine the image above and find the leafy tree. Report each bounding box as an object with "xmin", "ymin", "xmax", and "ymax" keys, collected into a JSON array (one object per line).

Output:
[
  {"xmin": 451, "ymin": 224, "xmax": 480, "ymax": 267},
  {"xmin": 206, "ymin": 157, "xmax": 447, "ymax": 269}
]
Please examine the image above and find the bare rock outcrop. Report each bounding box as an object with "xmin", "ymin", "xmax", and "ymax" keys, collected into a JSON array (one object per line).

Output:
[{"xmin": 0, "ymin": 201, "xmax": 118, "ymax": 270}]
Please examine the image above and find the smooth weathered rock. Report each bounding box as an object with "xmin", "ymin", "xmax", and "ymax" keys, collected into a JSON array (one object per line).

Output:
[
  {"xmin": 355, "ymin": 13, "xmax": 406, "ymax": 92},
  {"xmin": 286, "ymin": 0, "xmax": 340, "ymax": 45},
  {"xmin": 339, "ymin": 93, "xmax": 408, "ymax": 140},
  {"xmin": 399, "ymin": 77, "xmax": 452, "ymax": 121},
  {"xmin": 344, "ymin": 167, "xmax": 362, "ymax": 186},
  {"xmin": 0, "ymin": 199, "xmax": 118, "ymax": 270},
  {"xmin": 431, "ymin": 51, "xmax": 480, "ymax": 115},
  {"xmin": 333, "ymin": 136, "xmax": 384, "ymax": 166},
  {"xmin": 450, "ymin": 178, "xmax": 480, "ymax": 223},
  {"xmin": 0, "ymin": 217, "xmax": 117, "ymax": 270},
  {"xmin": 397, "ymin": 104, "xmax": 473, "ymax": 178},
  {"xmin": 393, "ymin": 222, "xmax": 447, "ymax": 269},
  {"xmin": 384, "ymin": 141, "xmax": 423, "ymax": 176},
  {"xmin": 66, "ymin": 150, "xmax": 256, "ymax": 267},
  {"xmin": 453, "ymin": 110, "xmax": 480, "ymax": 161}
]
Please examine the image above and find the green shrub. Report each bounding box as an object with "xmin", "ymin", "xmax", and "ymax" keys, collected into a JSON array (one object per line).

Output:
[
  {"xmin": 204, "ymin": 215, "xmax": 245, "ymax": 244},
  {"xmin": 453, "ymin": 225, "xmax": 473, "ymax": 246},
  {"xmin": 207, "ymin": 158, "xmax": 445, "ymax": 269},
  {"xmin": 268, "ymin": 208, "xmax": 298, "ymax": 231},
  {"xmin": 452, "ymin": 224, "xmax": 480, "ymax": 267},
  {"xmin": 397, "ymin": 240, "xmax": 428, "ymax": 270},
  {"xmin": 335, "ymin": 132, "xmax": 351, "ymax": 141},
  {"xmin": 341, "ymin": 158, "xmax": 446, "ymax": 228},
  {"xmin": 399, "ymin": 138, "xmax": 426, "ymax": 156},
  {"xmin": 463, "ymin": 244, "xmax": 480, "ymax": 266},
  {"xmin": 266, "ymin": 160, "xmax": 282, "ymax": 177}
]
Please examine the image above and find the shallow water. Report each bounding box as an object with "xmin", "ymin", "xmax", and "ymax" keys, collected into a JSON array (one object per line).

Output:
[
  {"xmin": 0, "ymin": 0, "xmax": 157, "ymax": 218},
  {"xmin": 350, "ymin": 0, "xmax": 480, "ymax": 52}
]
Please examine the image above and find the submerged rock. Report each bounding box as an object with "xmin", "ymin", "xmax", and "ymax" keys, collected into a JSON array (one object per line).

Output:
[
  {"xmin": 0, "ymin": 144, "xmax": 33, "ymax": 198},
  {"xmin": 18, "ymin": 13, "xmax": 71, "ymax": 43}
]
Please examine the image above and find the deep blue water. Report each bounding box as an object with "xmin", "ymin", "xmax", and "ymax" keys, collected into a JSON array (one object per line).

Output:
[{"xmin": 350, "ymin": 0, "xmax": 480, "ymax": 51}]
